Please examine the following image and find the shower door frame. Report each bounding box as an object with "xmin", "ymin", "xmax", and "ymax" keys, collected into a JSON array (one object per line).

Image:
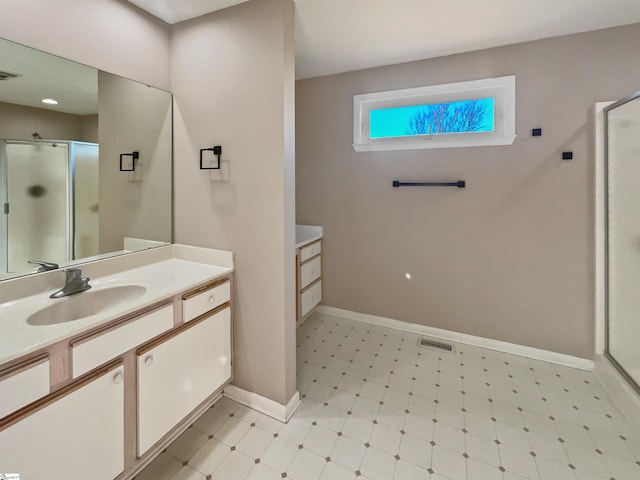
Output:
[
  {"xmin": 603, "ymin": 89, "xmax": 640, "ymax": 396},
  {"xmin": 0, "ymin": 140, "xmax": 7, "ymax": 275},
  {"xmin": 0, "ymin": 139, "xmax": 75, "ymax": 274}
]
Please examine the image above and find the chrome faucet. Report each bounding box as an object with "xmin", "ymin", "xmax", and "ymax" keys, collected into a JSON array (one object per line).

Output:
[
  {"xmin": 28, "ymin": 260, "xmax": 59, "ymax": 272},
  {"xmin": 50, "ymin": 268, "xmax": 92, "ymax": 299}
]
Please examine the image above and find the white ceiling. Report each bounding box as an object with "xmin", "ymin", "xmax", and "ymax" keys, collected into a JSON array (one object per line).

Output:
[
  {"xmin": 127, "ymin": 0, "xmax": 640, "ymax": 79},
  {"xmin": 126, "ymin": 0, "xmax": 250, "ymax": 24},
  {"xmin": 2, "ymin": 0, "xmax": 638, "ymax": 116}
]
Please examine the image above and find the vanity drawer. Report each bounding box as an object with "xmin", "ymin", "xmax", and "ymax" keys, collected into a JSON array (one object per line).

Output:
[
  {"xmin": 301, "ymin": 280, "xmax": 322, "ymax": 317},
  {"xmin": 72, "ymin": 304, "xmax": 173, "ymax": 378},
  {"xmin": 183, "ymin": 280, "xmax": 230, "ymax": 323},
  {"xmin": 0, "ymin": 356, "xmax": 50, "ymax": 419},
  {"xmin": 300, "ymin": 255, "xmax": 321, "ymax": 289},
  {"xmin": 300, "ymin": 240, "xmax": 321, "ymax": 263}
]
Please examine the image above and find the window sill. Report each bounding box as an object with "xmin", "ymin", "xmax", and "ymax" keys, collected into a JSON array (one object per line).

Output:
[{"xmin": 352, "ymin": 134, "xmax": 517, "ymax": 152}]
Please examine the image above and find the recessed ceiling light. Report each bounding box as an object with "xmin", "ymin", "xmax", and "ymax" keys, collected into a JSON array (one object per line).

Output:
[{"xmin": 41, "ymin": 98, "xmax": 58, "ymax": 105}]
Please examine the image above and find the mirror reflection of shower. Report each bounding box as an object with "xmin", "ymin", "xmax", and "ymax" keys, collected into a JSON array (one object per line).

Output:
[{"xmin": 0, "ymin": 138, "xmax": 99, "ymax": 275}]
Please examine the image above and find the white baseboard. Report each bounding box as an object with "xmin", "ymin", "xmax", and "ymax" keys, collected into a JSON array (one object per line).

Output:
[
  {"xmin": 315, "ymin": 305, "xmax": 594, "ymax": 371},
  {"xmin": 223, "ymin": 384, "xmax": 301, "ymax": 423},
  {"xmin": 593, "ymin": 355, "xmax": 640, "ymax": 437}
]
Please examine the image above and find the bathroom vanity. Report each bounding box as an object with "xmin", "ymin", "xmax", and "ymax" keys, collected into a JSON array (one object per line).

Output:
[
  {"xmin": 0, "ymin": 244, "xmax": 234, "ymax": 480},
  {"xmin": 296, "ymin": 225, "xmax": 323, "ymax": 326}
]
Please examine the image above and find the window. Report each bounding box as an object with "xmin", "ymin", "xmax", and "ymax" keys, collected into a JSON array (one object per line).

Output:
[{"xmin": 353, "ymin": 75, "xmax": 516, "ymax": 152}]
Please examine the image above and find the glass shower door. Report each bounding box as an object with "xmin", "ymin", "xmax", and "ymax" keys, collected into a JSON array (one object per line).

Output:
[
  {"xmin": 73, "ymin": 142, "xmax": 99, "ymax": 259},
  {"xmin": 606, "ymin": 93, "xmax": 640, "ymax": 389},
  {"xmin": 5, "ymin": 142, "xmax": 69, "ymax": 273}
]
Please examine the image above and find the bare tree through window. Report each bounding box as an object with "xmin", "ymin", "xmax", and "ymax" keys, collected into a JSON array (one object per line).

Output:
[{"xmin": 406, "ymin": 99, "xmax": 492, "ymax": 135}]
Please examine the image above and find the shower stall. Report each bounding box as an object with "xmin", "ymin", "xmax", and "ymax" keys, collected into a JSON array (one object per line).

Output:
[
  {"xmin": 0, "ymin": 139, "xmax": 99, "ymax": 276},
  {"xmin": 596, "ymin": 90, "xmax": 640, "ymax": 426}
]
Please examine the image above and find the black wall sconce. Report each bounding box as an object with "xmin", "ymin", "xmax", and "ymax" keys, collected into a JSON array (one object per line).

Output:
[
  {"xmin": 200, "ymin": 145, "xmax": 222, "ymax": 170},
  {"xmin": 120, "ymin": 151, "xmax": 139, "ymax": 171}
]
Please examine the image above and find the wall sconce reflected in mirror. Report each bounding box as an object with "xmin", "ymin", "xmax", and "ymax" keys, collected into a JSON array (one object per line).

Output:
[{"xmin": 120, "ymin": 151, "xmax": 139, "ymax": 172}]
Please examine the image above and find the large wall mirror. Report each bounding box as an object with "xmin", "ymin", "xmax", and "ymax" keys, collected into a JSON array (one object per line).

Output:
[{"xmin": 0, "ymin": 38, "xmax": 172, "ymax": 281}]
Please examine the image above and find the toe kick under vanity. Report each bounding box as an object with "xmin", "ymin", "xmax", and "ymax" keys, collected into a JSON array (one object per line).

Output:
[{"xmin": 0, "ymin": 244, "xmax": 234, "ymax": 480}]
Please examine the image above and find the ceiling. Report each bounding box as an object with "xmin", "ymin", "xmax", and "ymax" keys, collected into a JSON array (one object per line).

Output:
[
  {"xmin": 126, "ymin": 0, "xmax": 250, "ymax": 24},
  {"xmin": 127, "ymin": 0, "xmax": 640, "ymax": 79},
  {"xmin": 0, "ymin": 39, "xmax": 97, "ymax": 115},
  {"xmin": 2, "ymin": 0, "xmax": 638, "ymax": 116}
]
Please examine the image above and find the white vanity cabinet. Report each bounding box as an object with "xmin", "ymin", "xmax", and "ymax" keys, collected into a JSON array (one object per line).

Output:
[
  {"xmin": 0, "ymin": 269, "xmax": 234, "ymax": 480},
  {"xmin": 0, "ymin": 362, "xmax": 125, "ymax": 480},
  {"xmin": 296, "ymin": 238, "xmax": 322, "ymax": 325},
  {"xmin": 137, "ymin": 305, "xmax": 231, "ymax": 455}
]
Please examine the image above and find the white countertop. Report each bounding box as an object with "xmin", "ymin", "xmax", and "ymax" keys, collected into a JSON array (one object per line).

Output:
[
  {"xmin": 296, "ymin": 224, "xmax": 323, "ymax": 248},
  {"xmin": 0, "ymin": 247, "xmax": 233, "ymax": 366}
]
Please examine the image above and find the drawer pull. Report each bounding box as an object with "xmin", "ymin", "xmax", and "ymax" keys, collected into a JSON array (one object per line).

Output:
[
  {"xmin": 144, "ymin": 355, "xmax": 154, "ymax": 367},
  {"xmin": 113, "ymin": 372, "xmax": 124, "ymax": 384},
  {"xmin": 208, "ymin": 295, "xmax": 215, "ymax": 305}
]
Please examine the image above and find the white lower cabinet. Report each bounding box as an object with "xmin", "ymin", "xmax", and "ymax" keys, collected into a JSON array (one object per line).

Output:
[
  {"xmin": 296, "ymin": 238, "xmax": 322, "ymax": 325},
  {"xmin": 137, "ymin": 306, "xmax": 231, "ymax": 455},
  {"xmin": 0, "ymin": 273, "xmax": 233, "ymax": 480},
  {"xmin": 0, "ymin": 363, "xmax": 124, "ymax": 480}
]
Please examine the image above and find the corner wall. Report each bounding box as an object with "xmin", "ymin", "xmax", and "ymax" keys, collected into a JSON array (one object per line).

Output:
[
  {"xmin": 296, "ymin": 24, "xmax": 640, "ymax": 360},
  {"xmin": 171, "ymin": 0, "xmax": 297, "ymax": 405}
]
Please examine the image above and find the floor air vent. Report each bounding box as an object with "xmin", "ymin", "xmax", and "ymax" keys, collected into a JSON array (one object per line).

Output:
[{"xmin": 417, "ymin": 337, "xmax": 455, "ymax": 354}]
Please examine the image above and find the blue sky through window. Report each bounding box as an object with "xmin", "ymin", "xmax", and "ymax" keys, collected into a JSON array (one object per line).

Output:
[{"xmin": 369, "ymin": 98, "xmax": 494, "ymax": 139}]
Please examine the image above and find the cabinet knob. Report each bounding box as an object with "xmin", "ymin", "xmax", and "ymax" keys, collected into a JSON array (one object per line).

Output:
[
  {"xmin": 208, "ymin": 295, "xmax": 215, "ymax": 305},
  {"xmin": 113, "ymin": 372, "xmax": 124, "ymax": 384},
  {"xmin": 144, "ymin": 355, "xmax": 154, "ymax": 366}
]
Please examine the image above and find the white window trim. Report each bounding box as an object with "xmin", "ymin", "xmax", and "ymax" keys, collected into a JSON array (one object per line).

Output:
[{"xmin": 353, "ymin": 75, "xmax": 516, "ymax": 152}]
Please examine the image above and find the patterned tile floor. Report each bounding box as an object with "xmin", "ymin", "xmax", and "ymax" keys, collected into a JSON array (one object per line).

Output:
[{"xmin": 137, "ymin": 312, "xmax": 640, "ymax": 480}]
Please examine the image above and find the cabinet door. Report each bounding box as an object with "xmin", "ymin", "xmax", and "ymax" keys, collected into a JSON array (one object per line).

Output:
[
  {"xmin": 137, "ymin": 306, "xmax": 231, "ymax": 455},
  {"xmin": 0, "ymin": 363, "xmax": 124, "ymax": 480}
]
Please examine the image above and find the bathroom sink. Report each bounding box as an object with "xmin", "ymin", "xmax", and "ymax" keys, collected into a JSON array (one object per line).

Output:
[{"xmin": 27, "ymin": 285, "xmax": 147, "ymax": 326}]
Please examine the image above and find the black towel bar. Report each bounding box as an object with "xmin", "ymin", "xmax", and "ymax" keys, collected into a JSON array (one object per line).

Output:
[{"xmin": 392, "ymin": 180, "xmax": 465, "ymax": 188}]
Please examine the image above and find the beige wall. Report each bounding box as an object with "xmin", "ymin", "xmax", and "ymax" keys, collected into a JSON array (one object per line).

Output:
[
  {"xmin": 172, "ymin": 0, "xmax": 297, "ymax": 405},
  {"xmin": 0, "ymin": 102, "xmax": 96, "ymax": 142},
  {"xmin": 296, "ymin": 24, "xmax": 640, "ymax": 360},
  {"xmin": 2, "ymin": 0, "xmax": 297, "ymax": 407},
  {"xmin": 0, "ymin": 0, "xmax": 170, "ymax": 90},
  {"xmin": 98, "ymin": 71, "xmax": 172, "ymax": 252}
]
